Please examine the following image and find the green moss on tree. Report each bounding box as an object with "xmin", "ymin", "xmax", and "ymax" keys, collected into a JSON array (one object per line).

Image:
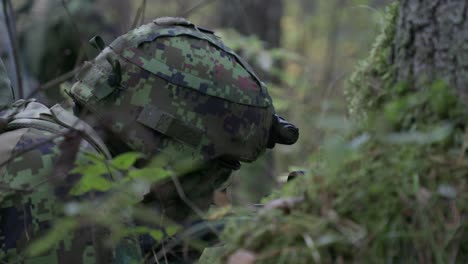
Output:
[{"xmin": 346, "ymin": 3, "xmax": 398, "ymax": 118}]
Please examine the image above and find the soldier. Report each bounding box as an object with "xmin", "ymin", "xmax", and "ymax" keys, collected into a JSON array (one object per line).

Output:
[
  {"xmin": 68, "ymin": 17, "xmax": 299, "ymax": 262},
  {"xmin": 0, "ymin": 17, "xmax": 298, "ymax": 263}
]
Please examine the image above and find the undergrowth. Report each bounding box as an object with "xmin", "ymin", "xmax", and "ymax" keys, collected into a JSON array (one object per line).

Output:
[{"xmin": 211, "ymin": 2, "xmax": 468, "ymax": 263}]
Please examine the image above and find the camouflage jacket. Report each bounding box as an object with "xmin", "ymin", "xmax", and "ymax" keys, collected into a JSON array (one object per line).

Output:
[{"xmin": 0, "ymin": 99, "xmax": 139, "ymax": 263}]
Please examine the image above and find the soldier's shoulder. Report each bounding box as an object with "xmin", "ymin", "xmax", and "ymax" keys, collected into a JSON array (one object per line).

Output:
[
  {"xmin": 0, "ymin": 103, "xmax": 113, "ymax": 264},
  {"xmin": 0, "ymin": 100, "xmax": 104, "ymax": 193},
  {"xmin": 0, "ymin": 127, "xmax": 62, "ymax": 189}
]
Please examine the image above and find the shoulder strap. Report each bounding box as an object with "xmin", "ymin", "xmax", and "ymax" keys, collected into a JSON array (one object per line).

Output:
[{"xmin": 2, "ymin": 100, "xmax": 111, "ymax": 159}]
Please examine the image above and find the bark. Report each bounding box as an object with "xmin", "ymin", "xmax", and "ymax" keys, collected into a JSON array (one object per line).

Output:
[{"xmin": 395, "ymin": 0, "xmax": 468, "ymax": 98}]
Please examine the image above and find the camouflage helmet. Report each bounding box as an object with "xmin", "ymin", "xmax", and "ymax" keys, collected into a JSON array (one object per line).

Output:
[{"xmin": 70, "ymin": 17, "xmax": 298, "ymax": 167}]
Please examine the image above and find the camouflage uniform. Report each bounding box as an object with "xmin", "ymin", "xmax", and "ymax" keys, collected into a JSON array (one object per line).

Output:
[{"xmin": 0, "ymin": 98, "xmax": 141, "ymax": 263}]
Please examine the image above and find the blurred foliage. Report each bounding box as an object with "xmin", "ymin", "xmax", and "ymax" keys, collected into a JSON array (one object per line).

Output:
[
  {"xmin": 211, "ymin": 0, "xmax": 391, "ymax": 204},
  {"xmin": 215, "ymin": 85, "xmax": 468, "ymax": 261},
  {"xmin": 211, "ymin": 3, "xmax": 467, "ymax": 263},
  {"xmin": 7, "ymin": 0, "xmax": 439, "ymax": 262},
  {"xmin": 27, "ymin": 151, "xmax": 182, "ymax": 258}
]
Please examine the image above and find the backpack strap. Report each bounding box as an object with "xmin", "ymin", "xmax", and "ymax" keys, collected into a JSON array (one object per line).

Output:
[{"xmin": 1, "ymin": 100, "xmax": 111, "ymax": 159}]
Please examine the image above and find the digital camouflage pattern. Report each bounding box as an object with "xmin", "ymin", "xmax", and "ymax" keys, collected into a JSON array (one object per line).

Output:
[
  {"xmin": 70, "ymin": 17, "xmax": 276, "ymax": 166},
  {"xmin": 0, "ymin": 99, "xmax": 140, "ymax": 263}
]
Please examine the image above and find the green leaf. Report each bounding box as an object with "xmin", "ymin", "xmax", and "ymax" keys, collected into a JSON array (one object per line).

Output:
[
  {"xmin": 111, "ymin": 152, "xmax": 143, "ymax": 170},
  {"xmin": 149, "ymin": 230, "xmax": 165, "ymax": 241},
  {"xmin": 70, "ymin": 173, "xmax": 113, "ymax": 195},
  {"xmin": 166, "ymin": 225, "xmax": 181, "ymax": 237},
  {"xmin": 128, "ymin": 167, "xmax": 172, "ymax": 182},
  {"xmin": 126, "ymin": 226, "xmax": 165, "ymax": 241},
  {"xmin": 71, "ymin": 162, "xmax": 109, "ymax": 178}
]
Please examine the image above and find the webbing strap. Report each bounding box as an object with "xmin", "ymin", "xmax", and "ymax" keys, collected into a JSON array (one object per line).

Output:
[
  {"xmin": 0, "ymin": 100, "xmax": 112, "ymax": 159},
  {"xmin": 8, "ymin": 119, "xmax": 64, "ymax": 134}
]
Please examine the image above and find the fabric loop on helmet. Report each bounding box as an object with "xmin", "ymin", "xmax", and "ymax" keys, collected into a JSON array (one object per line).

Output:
[
  {"xmin": 75, "ymin": 60, "xmax": 115, "ymax": 101},
  {"xmin": 0, "ymin": 100, "xmax": 112, "ymax": 159},
  {"xmin": 89, "ymin": 35, "xmax": 106, "ymax": 52},
  {"xmin": 137, "ymin": 104, "xmax": 203, "ymax": 147}
]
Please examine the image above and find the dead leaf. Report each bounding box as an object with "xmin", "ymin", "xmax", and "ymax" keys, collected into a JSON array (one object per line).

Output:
[
  {"xmin": 227, "ymin": 249, "xmax": 257, "ymax": 264},
  {"xmin": 260, "ymin": 196, "xmax": 304, "ymax": 215},
  {"xmin": 416, "ymin": 187, "xmax": 432, "ymax": 205}
]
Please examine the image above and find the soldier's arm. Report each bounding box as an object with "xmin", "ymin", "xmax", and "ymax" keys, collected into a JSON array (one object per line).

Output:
[{"xmin": 0, "ymin": 127, "xmax": 114, "ymax": 263}]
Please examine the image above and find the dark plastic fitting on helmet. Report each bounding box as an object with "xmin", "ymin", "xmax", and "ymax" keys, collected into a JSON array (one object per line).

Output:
[{"xmin": 267, "ymin": 114, "xmax": 299, "ymax": 149}]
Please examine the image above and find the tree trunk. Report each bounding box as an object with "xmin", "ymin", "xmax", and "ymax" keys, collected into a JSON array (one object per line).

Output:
[{"xmin": 395, "ymin": 0, "xmax": 468, "ymax": 98}]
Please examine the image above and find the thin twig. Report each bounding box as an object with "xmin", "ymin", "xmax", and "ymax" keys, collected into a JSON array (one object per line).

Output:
[
  {"xmin": 131, "ymin": 0, "xmax": 147, "ymax": 29},
  {"xmin": 140, "ymin": 0, "xmax": 147, "ymax": 26},
  {"xmin": 152, "ymin": 247, "xmax": 161, "ymax": 264},
  {"xmin": 170, "ymin": 174, "xmax": 207, "ymax": 222},
  {"xmin": 60, "ymin": 0, "xmax": 89, "ymax": 61},
  {"xmin": 27, "ymin": 67, "xmax": 81, "ymax": 99},
  {"xmin": 3, "ymin": 0, "xmax": 23, "ymax": 99},
  {"xmin": 23, "ymin": 204, "xmax": 30, "ymax": 241},
  {"xmin": 153, "ymin": 220, "xmax": 224, "ymax": 262}
]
